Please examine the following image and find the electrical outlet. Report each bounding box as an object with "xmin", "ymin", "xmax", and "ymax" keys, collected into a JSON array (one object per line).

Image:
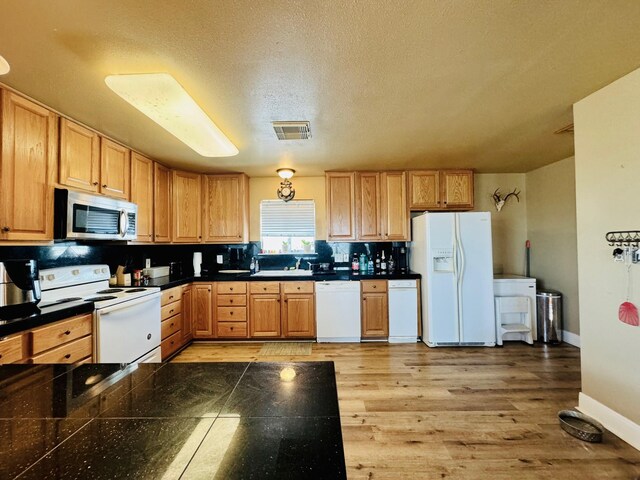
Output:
[
  {"xmin": 216, "ymin": 255, "xmax": 223, "ymax": 264},
  {"xmin": 144, "ymin": 258, "xmax": 151, "ymax": 269}
]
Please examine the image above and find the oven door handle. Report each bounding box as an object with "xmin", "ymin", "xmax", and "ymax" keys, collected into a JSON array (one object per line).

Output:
[{"xmin": 97, "ymin": 292, "xmax": 161, "ymax": 315}]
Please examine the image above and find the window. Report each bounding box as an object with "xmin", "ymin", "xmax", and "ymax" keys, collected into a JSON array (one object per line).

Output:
[{"xmin": 260, "ymin": 200, "xmax": 315, "ymax": 254}]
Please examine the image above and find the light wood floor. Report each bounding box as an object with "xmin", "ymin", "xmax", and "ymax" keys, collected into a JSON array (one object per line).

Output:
[{"xmin": 173, "ymin": 342, "xmax": 640, "ymax": 479}]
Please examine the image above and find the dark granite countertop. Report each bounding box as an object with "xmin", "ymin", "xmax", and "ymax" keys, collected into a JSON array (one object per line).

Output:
[
  {"xmin": 0, "ymin": 361, "xmax": 346, "ymax": 479},
  {"xmin": 150, "ymin": 271, "xmax": 421, "ymax": 290},
  {"xmin": 0, "ymin": 300, "xmax": 94, "ymax": 337}
]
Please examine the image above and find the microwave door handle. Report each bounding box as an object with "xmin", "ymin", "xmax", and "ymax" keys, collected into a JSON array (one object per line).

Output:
[{"xmin": 119, "ymin": 209, "xmax": 127, "ymax": 238}]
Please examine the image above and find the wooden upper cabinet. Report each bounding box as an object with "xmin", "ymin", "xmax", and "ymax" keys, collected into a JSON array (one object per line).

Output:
[
  {"xmin": 203, "ymin": 174, "xmax": 248, "ymax": 243},
  {"xmin": 381, "ymin": 171, "xmax": 409, "ymax": 241},
  {"xmin": 355, "ymin": 172, "xmax": 382, "ymax": 241},
  {"xmin": 0, "ymin": 90, "xmax": 57, "ymax": 241},
  {"xmin": 409, "ymin": 169, "xmax": 474, "ymax": 211},
  {"xmin": 441, "ymin": 170, "xmax": 474, "ymax": 209},
  {"xmin": 154, "ymin": 162, "xmax": 171, "ymax": 243},
  {"xmin": 130, "ymin": 152, "xmax": 154, "ymax": 242},
  {"xmin": 172, "ymin": 170, "xmax": 202, "ymax": 243},
  {"xmin": 326, "ymin": 172, "xmax": 356, "ymax": 241},
  {"xmin": 408, "ymin": 171, "xmax": 440, "ymax": 210},
  {"xmin": 100, "ymin": 138, "xmax": 130, "ymax": 200},
  {"xmin": 59, "ymin": 118, "xmax": 100, "ymax": 193}
]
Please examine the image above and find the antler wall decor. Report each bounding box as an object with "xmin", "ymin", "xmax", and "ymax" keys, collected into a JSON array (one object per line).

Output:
[{"xmin": 492, "ymin": 188, "xmax": 520, "ymax": 212}]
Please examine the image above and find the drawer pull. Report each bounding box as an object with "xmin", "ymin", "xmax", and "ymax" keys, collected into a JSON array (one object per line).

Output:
[
  {"xmin": 372, "ymin": 285, "xmax": 377, "ymax": 289},
  {"xmin": 230, "ymin": 312, "xmax": 233, "ymax": 315},
  {"xmin": 169, "ymin": 309, "xmax": 174, "ymax": 314},
  {"xmin": 230, "ymin": 287, "xmax": 233, "ymax": 291},
  {"xmin": 297, "ymin": 287, "xmax": 300, "ymax": 290},
  {"xmin": 263, "ymin": 287, "xmax": 267, "ymax": 291},
  {"xmin": 169, "ymin": 295, "xmax": 174, "ymax": 300},
  {"xmin": 64, "ymin": 354, "xmax": 71, "ymax": 359},
  {"xmin": 170, "ymin": 323, "xmax": 174, "ymax": 327},
  {"xmin": 64, "ymin": 330, "xmax": 71, "ymax": 335},
  {"xmin": 229, "ymin": 299, "xmax": 233, "ymax": 303},
  {"xmin": 0, "ymin": 354, "xmax": 3, "ymax": 359}
]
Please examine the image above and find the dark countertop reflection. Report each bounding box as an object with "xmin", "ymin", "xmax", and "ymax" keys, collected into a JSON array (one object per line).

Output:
[
  {"xmin": 0, "ymin": 300, "xmax": 94, "ymax": 337},
  {"xmin": 0, "ymin": 361, "xmax": 346, "ymax": 479}
]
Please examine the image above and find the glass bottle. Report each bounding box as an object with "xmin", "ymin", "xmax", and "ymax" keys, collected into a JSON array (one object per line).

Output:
[
  {"xmin": 381, "ymin": 251, "xmax": 387, "ymax": 273},
  {"xmin": 359, "ymin": 253, "xmax": 367, "ymax": 272},
  {"xmin": 351, "ymin": 254, "xmax": 359, "ymax": 272},
  {"xmin": 388, "ymin": 255, "xmax": 395, "ymax": 274},
  {"xmin": 375, "ymin": 252, "xmax": 381, "ymax": 274}
]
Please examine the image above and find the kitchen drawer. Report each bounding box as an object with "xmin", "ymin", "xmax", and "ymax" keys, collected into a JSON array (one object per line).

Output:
[
  {"xmin": 216, "ymin": 294, "xmax": 247, "ymax": 307},
  {"xmin": 30, "ymin": 313, "xmax": 92, "ymax": 355},
  {"xmin": 217, "ymin": 307, "xmax": 247, "ymax": 322},
  {"xmin": 161, "ymin": 313, "xmax": 182, "ymax": 339},
  {"xmin": 161, "ymin": 301, "xmax": 182, "ymax": 320},
  {"xmin": 0, "ymin": 334, "xmax": 24, "ymax": 364},
  {"xmin": 282, "ymin": 281, "xmax": 314, "ymax": 294},
  {"xmin": 161, "ymin": 330, "xmax": 182, "ymax": 359},
  {"xmin": 362, "ymin": 280, "xmax": 388, "ymax": 293},
  {"xmin": 161, "ymin": 287, "xmax": 182, "ymax": 306},
  {"xmin": 250, "ymin": 282, "xmax": 280, "ymax": 294},
  {"xmin": 31, "ymin": 335, "xmax": 92, "ymax": 364},
  {"xmin": 217, "ymin": 322, "xmax": 247, "ymax": 337},
  {"xmin": 216, "ymin": 282, "xmax": 247, "ymax": 294}
]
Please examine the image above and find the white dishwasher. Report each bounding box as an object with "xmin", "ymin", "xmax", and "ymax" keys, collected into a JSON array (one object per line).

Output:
[
  {"xmin": 388, "ymin": 279, "xmax": 419, "ymax": 343},
  {"xmin": 316, "ymin": 281, "xmax": 361, "ymax": 342}
]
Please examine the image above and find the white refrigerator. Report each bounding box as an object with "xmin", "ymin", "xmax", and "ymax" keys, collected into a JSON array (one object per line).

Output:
[{"xmin": 410, "ymin": 212, "xmax": 496, "ymax": 347}]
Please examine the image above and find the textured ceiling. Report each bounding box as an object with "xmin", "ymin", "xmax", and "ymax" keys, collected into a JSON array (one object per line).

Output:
[{"xmin": 1, "ymin": 0, "xmax": 640, "ymax": 176}]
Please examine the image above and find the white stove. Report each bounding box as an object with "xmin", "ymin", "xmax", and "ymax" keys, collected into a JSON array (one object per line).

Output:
[{"xmin": 39, "ymin": 264, "xmax": 161, "ymax": 364}]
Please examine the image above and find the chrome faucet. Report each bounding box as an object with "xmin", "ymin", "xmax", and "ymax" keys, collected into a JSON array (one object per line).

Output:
[{"xmin": 295, "ymin": 257, "xmax": 301, "ymax": 270}]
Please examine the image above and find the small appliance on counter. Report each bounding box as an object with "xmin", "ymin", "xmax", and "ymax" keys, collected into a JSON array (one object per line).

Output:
[{"xmin": 0, "ymin": 260, "xmax": 42, "ymax": 310}]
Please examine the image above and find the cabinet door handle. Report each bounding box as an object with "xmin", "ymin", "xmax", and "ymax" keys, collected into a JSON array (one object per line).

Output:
[
  {"xmin": 0, "ymin": 354, "xmax": 3, "ymax": 359},
  {"xmin": 1, "ymin": 226, "xmax": 10, "ymax": 233},
  {"xmin": 64, "ymin": 330, "xmax": 71, "ymax": 335},
  {"xmin": 93, "ymin": 181, "xmax": 99, "ymax": 186},
  {"xmin": 285, "ymin": 299, "xmax": 288, "ymax": 303},
  {"xmin": 102, "ymin": 184, "xmax": 108, "ymax": 188}
]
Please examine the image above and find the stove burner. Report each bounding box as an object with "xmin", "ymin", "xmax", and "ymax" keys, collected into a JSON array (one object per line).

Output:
[
  {"xmin": 125, "ymin": 288, "xmax": 147, "ymax": 293},
  {"xmin": 97, "ymin": 288, "xmax": 123, "ymax": 294},
  {"xmin": 85, "ymin": 296, "xmax": 117, "ymax": 302}
]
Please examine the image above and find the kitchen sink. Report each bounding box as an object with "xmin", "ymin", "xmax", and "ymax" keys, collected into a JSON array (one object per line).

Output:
[{"xmin": 252, "ymin": 270, "xmax": 311, "ymax": 277}]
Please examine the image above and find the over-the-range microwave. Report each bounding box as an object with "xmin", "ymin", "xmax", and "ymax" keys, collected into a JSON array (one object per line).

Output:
[{"xmin": 54, "ymin": 188, "xmax": 137, "ymax": 241}]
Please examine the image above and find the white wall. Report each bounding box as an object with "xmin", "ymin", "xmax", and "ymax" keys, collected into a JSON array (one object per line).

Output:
[
  {"xmin": 526, "ymin": 157, "xmax": 580, "ymax": 335},
  {"xmin": 574, "ymin": 67, "xmax": 640, "ymax": 433}
]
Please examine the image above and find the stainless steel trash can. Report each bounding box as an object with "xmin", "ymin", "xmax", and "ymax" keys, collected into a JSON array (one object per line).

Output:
[{"xmin": 536, "ymin": 290, "xmax": 562, "ymax": 343}]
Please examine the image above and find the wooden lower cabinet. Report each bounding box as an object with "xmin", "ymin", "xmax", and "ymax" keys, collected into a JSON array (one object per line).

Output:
[
  {"xmin": 0, "ymin": 334, "xmax": 26, "ymax": 364},
  {"xmin": 182, "ymin": 285, "xmax": 194, "ymax": 343},
  {"xmin": 282, "ymin": 293, "xmax": 315, "ymax": 338},
  {"xmin": 361, "ymin": 280, "xmax": 389, "ymax": 338},
  {"xmin": 29, "ymin": 313, "xmax": 93, "ymax": 364},
  {"xmin": 193, "ymin": 283, "xmax": 214, "ymax": 337},
  {"xmin": 215, "ymin": 283, "xmax": 248, "ymax": 338},
  {"xmin": 249, "ymin": 294, "xmax": 281, "ymax": 337}
]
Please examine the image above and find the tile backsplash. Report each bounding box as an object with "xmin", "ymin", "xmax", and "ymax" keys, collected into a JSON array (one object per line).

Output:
[{"xmin": 0, "ymin": 241, "xmax": 408, "ymax": 275}]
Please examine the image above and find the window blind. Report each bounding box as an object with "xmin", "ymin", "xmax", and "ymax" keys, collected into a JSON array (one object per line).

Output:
[{"xmin": 260, "ymin": 200, "xmax": 316, "ymax": 237}]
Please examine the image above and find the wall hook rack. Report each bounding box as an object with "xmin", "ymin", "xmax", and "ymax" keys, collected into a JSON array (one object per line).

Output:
[{"xmin": 605, "ymin": 231, "xmax": 640, "ymax": 246}]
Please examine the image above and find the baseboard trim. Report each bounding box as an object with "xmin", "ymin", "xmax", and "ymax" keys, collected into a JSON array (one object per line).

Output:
[
  {"xmin": 561, "ymin": 330, "xmax": 580, "ymax": 347},
  {"xmin": 578, "ymin": 392, "xmax": 640, "ymax": 451}
]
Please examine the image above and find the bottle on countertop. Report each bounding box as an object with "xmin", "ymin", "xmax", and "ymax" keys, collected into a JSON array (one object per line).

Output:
[
  {"xmin": 250, "ymin": 257, "xmax": 256, "ymax": 274},
  {"xmin": 375, "ymin": 252, "xmax": 381, "ymax": 274},
  {"xmin": 351, "ymin": 254, "xmax": 360, "ymax": 272},
  {"xmin": 255, "ymin": 258, "xmax": 260, "ymax": 273},
  {"xmin": 367, "ymin": 256, "xmax": 374, "ymax": 273},
  {"xmin": 381, "ymin": 251, "xmax": 387, "ymax": 273},
  {"xmin": 359, "ymin": 253, "xmax": 367, "ymax": 272},
  {"xmin": 388, "ymin": 255, "xmax": 395, "ymax": 274}
]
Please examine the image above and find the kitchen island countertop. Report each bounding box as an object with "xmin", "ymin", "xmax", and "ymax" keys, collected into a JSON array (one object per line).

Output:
[{"xmin": 0, "ymin": 361, "xmax": 346, "ymax": 479}]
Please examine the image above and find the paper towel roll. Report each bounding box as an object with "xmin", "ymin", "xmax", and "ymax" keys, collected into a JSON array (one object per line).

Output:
[{"xmin": 193, "ymin": 252, "xmax": 202, "ymax": 277}]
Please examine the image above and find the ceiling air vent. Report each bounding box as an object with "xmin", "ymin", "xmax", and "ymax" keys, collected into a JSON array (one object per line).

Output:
[
  {"xmin": 272, "ymin": 121, "xmax": 312, "ymax": 140},
  {"xmin": 554, "ymin": 123, "xmax": 574, "ymax": 134}
]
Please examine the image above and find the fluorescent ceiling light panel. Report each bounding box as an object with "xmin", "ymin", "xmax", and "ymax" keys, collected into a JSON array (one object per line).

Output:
[
  {"xmin": 105, "ymin": 73, "xmax": 238, "ymax": 157},
  {"xmin": 0, "ymin": 55, "xmax": 10, "ymax": 75}
]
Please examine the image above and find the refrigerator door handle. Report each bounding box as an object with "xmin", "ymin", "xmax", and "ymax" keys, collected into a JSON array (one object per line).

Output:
[{"xmin": 455, "ymin": 214, "xmax": 464, "ymax": 341}]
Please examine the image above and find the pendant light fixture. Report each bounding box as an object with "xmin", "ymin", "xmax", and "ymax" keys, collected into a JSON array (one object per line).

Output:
[
  {"xmin": 105, "ymin": 73, "xmax": 238, "ymax": 157},
  {"xmin": 0, "ymin": 55, "xmax": 10, "ymax": 75},
  {"xmin": 277, "ymin": 168, "xmax": 296, "ymax": 202}
]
